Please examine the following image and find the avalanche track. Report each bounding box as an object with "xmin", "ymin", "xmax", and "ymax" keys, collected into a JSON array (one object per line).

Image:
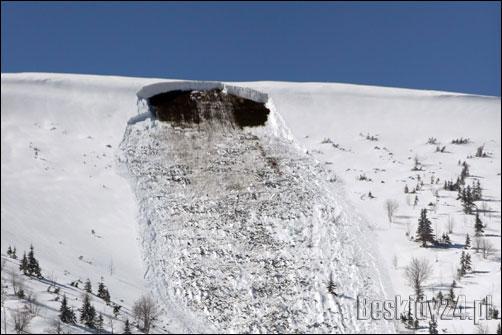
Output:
[{"xmin": 119, "ymin": 82, "xmax": 396, "ymax": 333}]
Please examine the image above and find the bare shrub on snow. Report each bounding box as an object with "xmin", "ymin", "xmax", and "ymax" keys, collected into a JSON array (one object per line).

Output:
[
  {"xmin": 404, "ymin": 257, "xmax": 433, "ymax": 298},
  {"xmin": 480, "ymin": 239, "xmax": 495, "ymax": 259},
  {"xmin": 25, "ymin": 292, "xmax": 41, "ymax": 316},
  {"xmin": 447, "ymin": 215, "xmax": 455, "ymax": 234},
  {"xmin": 476, "ymin": 322, "xmax": 490, "ymax": 334},
  {"xmin": 9, "ymin": 271, "xmax": 24, "ymax": 296},
  {"xmin": 133, "ymin": 295, "xmax": 159, "ymax": 334},
  {"xmin": 44, "ymin": 319, "xmax": 69, "ymax": 334},
  {"xmin": 12, "ymin": 308, "xmax": 32, "ymax": 334},
  {"xmin": 384, "ymin": 199, "xmax": 399, "ymax": 223}
]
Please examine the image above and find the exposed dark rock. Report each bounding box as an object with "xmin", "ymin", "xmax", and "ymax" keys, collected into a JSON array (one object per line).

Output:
[{"xmin": 148, "ymin": 89, "xmax": 270, "ymax": 128}]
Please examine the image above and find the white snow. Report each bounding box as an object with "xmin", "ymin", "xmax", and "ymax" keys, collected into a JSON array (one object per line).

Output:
[{"xmin": 1, "ymin": 72, "xmax": 500, "ymax": 334}]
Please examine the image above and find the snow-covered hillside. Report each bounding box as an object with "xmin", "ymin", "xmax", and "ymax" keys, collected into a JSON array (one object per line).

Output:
[{"xmin": 1, "ymin": 73, "xmax": 500, "ymax": 334}]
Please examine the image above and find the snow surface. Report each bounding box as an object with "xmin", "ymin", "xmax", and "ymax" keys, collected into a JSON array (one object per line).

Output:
[{"xmin": 1, "ymin": 72, "xmax": 500, "ymax": 334}]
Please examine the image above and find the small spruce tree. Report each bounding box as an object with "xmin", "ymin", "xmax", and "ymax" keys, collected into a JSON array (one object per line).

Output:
[
  {"xmin": 327, "ymin": 273, "xmax": 338, "ymax": 296},
  {"xmin": 416, "ymin": 209, "xmax": 434, "ymax": 247},
  {"xmin": 97, "ymin": 281, "xmax": 111, "ymax": 304},
  {"xmin": 84, "ymin": 279, "xmax": 92, "ymax": 294},
  {"xmin": 458, "ymin": 251, "xmax": 467, "ymax": 277},
  {"xmin": 474, "ymin": 212, "xmax": 484, "ymax": 236},
  {"xmin": 448, "ymin": 281, "xmax": 456, "ymax": 306},
  {"xmin": 464, "ymin": 253, "xmax": 472, "ymax": 273},
  {"xmin": 96, "ymin": 313, "xmax": 104, "ymax": 334},
  {"xmin": 27, "ymin": 244, "xmax": 42, "ymax": 277},
  {"xmin": 464, "ymin": 234, "xmax": 471, "ymax": 249},
  {"xmin": 19, "ymin": 252, "xmax": 29, "ymax": 275}
]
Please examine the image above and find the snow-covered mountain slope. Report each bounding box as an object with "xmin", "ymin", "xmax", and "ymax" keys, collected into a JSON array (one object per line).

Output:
[{"xmin": 1, "ymin": 72, "xmax": 500, "ymax": 334}]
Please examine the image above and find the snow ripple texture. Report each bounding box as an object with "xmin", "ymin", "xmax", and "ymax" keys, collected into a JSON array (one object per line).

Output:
[{"xmin": 119, "ymin": 88, "xmax": 395, "ymax": 333}]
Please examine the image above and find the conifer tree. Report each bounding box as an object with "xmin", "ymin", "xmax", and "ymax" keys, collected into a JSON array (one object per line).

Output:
[
  {"xmin": 404, "ymin": 184, "xmax": 409, "ymax": 193},
  {"xmin": 464, "ymin": 253, "xmax": 472, "ymax": 273},
  {"xmin": 96, "ymin": 313, "xmax": 104, "ymax": 334},
  {"xmin": 460, "ymin": 162, "xmax": 469, "ymax": 180},
  {"xmin": 84, "ymin": 279, "xmax": 92, "ymax": 294},
  {"xmin": 80, "ymin": 293, "xmax": 96, "ymax": 328},
  {"xmin": 11, "ymin": 247, "xmax": 17, "ymax": 260},
  {"xmin": 7, "ymin": 246, "xmax": 12, "ymax": 257},
  {"xmin": 474, "ymin": 180, "xmax": 482, "ymax": 201},
  {"xmin": 464, "ymin": 234, "xmax": 471, "ymax": 249},
  {"xmin": 448, "ymin": 281, "xmax": 456, "ymax": 305},
  {"xmin": 416, "ymin": 209, "xmax": 434, "ymax": 247},
  {"xmin": 458, "ymin": 252, "xmax": 465, "ymax": 277},
  {"xmin": 19, "ymin": 252, "xmax": 28, "ymax": 275},
  {"xmin": 97, "ymin": 281, "xmax": 105, "ymax": 296},
  {"xmin": 474, "ymin": 212, "xmax": 484, "ymax": 236},
  {"xmin": 97, "ymin": 281, "xmax": 111, "ymax": 303},
  {"xmin": 461, "ymin": 186, "xmax": 475, "ymax": 214},
  {"xmin": 123, "ymin": 319, "xmax": 132, "ymax": 334},
  {"xmin": 113, "ymin": 304, "xmax": 121, "ymax": 318},
  {"xmin": 327, "ymin": 273, "xmax": 338, "ymax": 296},
  {"xmin": 27, "ymin": 244, "xmax": 41, "ymax": 277},
  {"xmin": 59, "ymin": 294, "xmax": 76, "ymax": 324}
]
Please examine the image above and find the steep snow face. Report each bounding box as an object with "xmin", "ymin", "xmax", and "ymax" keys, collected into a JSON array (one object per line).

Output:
[{"xmin": 119, "ymin": 82, "xmax": 395, "ymax": 333}]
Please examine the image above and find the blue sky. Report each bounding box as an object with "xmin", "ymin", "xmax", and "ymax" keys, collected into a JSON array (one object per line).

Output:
[{"xmin": 1, "ymin": 1, "xmax": 500, "ymax": 96}]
